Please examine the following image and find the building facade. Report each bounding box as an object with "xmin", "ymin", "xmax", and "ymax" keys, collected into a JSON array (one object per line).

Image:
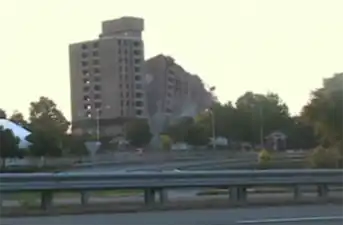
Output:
[
  {"xmin": 69, "ymin": 17, "xmax": 146, "ymax": 137},
  {"xmin": 145, "ymin": 54, "xmax": 212, "ymax": 120},
  {"xmin": 144, "ymin": 54, "xmax": 213, "ymax": 148}
]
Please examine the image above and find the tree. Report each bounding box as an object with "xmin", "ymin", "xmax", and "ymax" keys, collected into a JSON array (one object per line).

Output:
[
  {"xmin": 0, "ymin": 108, "xmax": 7, "ymax": 119},
  {"xmin": 26, "ymin": 130, "xmax": 62, "ymax": 158},
  {"xmin": 0, "ymin": 126, "xmax": 21, "ymax": 169},
  {"xmin": 235, "ymin": 92, "xmax": 291, "ymax": 145},
  {"xmin": 29, "ymin": 97, "xmax": 70, "ymax": 135},
  {"xmin": 9, "ymin": 111, "xmax": 29, "ymax": 129},
  {"xmin": 185, "ymin": 123, "xmax": 210, "ymax": 146},
  {"xmin": 301, "ymin": 73, "xmax": 343, "ymax": 150},
  {"xmin": 65, "ymin": 134, "xmax": 89, "ymax": 158},
  {"xmin": 166, "ymin": 117, "xmax": 194, "ymax": 142},
  {"xmin": 126, "ymin": 119, "xmax": 152, "ymax": 147},
  {"xmin": 286, "ymin": 116, "xmax": 318, "ymax": 149}
]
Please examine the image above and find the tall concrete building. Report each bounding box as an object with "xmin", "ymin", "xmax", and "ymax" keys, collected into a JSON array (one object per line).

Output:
[
  {"xmin": 145, "ymin": 54, "xmax": 213, "ymax": 120},
  {"xmin": 144, "ymin": 54, "xmax": 213, "ymax": 148},
  {"xmin": 69, "ymin": 17, "xmax": 145, "ymax": 137}
]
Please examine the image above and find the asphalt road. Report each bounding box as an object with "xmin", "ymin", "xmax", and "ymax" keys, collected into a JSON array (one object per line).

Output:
[
  {"xmin": 67, "ymin": 159, "xmax": 237, "ymax": 173},
  {"xmin": 2, "ymin": 204, "xmax": 342, "ymax": 225}
]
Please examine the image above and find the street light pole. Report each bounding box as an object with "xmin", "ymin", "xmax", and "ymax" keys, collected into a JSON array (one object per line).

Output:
[
  {"xmin": 211, "ymin": 109, "xmax": 216, "ymax": 150},
  {"xmin": 209, "ymin": 86, "xmax": 216, "ymax": 150},
  {"xmin": 96, "ymin": 108, "xmax": 100, "ymax": 142},
  {"xmin": 259, "ymin": 107, "xmax": 264, "ymax": 148}
]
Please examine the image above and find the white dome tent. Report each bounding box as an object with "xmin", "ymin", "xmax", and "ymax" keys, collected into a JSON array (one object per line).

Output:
[{"xmin": 0, "ymin": 119, "xmax": 31, "ymax": 149}]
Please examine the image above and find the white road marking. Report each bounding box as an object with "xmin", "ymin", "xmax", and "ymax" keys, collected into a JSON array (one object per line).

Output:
[{"xmin": 236, "ymin": 216, "xmax": 343, "ymax": 224}]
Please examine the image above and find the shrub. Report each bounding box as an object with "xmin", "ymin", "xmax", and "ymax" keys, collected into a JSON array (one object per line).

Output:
[
  {"xmin": 309, "ymin": 146, "xmax": 340, "ymax": 168},
  {"xmin": 160, "ymin": 135, "xmax": 172, "ymax": 150},
  {"xmin": 258, "ymin": 149, "xmax": 272, "ymax": 168}
]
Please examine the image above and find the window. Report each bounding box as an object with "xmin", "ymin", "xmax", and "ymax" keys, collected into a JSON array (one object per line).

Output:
[
  {"xmin": 126, "ymin": 84, "xmax": 129, "ymax": 88},
  {"xmin": 94, "ymin": 76, "xmax": 101, "ymax": 82},
  {"xmin": 84, "ymin": 104, "xmax": 91, "ymax": 110},
  {"xmin": 126, "ymin": 100, "xmax": 130, "ymax": 106},
  {"xmin": 120, "ymin": 92, "xmax": 124, "ymax": 97},
  {"xmin": 135, "ymin": 92, "xmax": 143, "ymax": 98},
  {"xmin": 93, "ymin": 42, "xmax": 98, "ymax": 48},
  {"xmin": 94, "ymin": 94, "xmax": 101, "ymax": 99},
  {"xmin": 133, "ymin": 50, "xmax": 140, "ymax": 55},
  {"xmin": 134, "ymin": 59, "xmax": 141, "ymax": 64},
  {"xmin": 93, "ymin": 51, "xmax": 98, "ymax": 57},
  {"xmin": 119, "ymin": 74, "xmax": 122, "ymax": 80},
  {"xmin": 166, "ymin": 108, "xmax": 172, "ymax": 113},
  {"xmin": 118, "ymin": 58, "xmax": 123, "ymax": 63},
  {"xmin": 94, "ymin": 102, "xmax": 102, "ymax": 108},
  {"xmin": 83, "ymin": 79, "xmax": 90, "ymax": 85},
  {"xmin": 86, "ymin": 112, "xmax": 91, "ymax": 118},
  {"xmin": 84, "ymin": 95, "xmax": 90, "ymax": 101},
  {"xmin": 82, "ymin": 44, "xmax": 87, "ymax": 49},
  {"xmin": 120, "ymin": 100, "xmax": 124, "ymax": 106},
  {"xmin": 134, "ymin": 67, "xmax": 140, "ymax": 72},
  {"xmin": 136, "ymin": 84, "xmax": 142, "ymax": 89},
  {"xmin": 135, "ymin": 101, "xmax": 143, "ymax": 107},
  {"xmin": 133, "ymin": 41, "xmax": 140, "ymax": 47},
  {"xmin": 94, "ymin": 68, "xmax": 100, "ymax": 73},
  {"xmin": 94, "ymin": 85, "xmax": 101, "ymax": 91},
  {"xmin": 82, "ymin": 53, "xmax": 88, "ymax": 58},
  {"xmin": 126, "ymin": 92, "xmax": 129, "ymax": 97},
  {"xmin": 136, "ymin": 109, "xmax": 142, "ymax": 116},
  {"xmin": 93, "ymin": 60, "xmax": 99, "ymax": 65},
  {"xmin": 123, "ymin": 40, "xmax": 128, "ymax": 46},
  {"xmin": 82, "ymin": 61, "xmax": 88, "ymax": 67},
  {"xmin": 117, "ymin": 40, "xmax": 122, "ymax": 45},
  {"xmin": 83, "ymin": 86, "xmax": 90, "ymax": 92},
  {"xmin": 83, "ymin": 70, "xmax": 89, "ymax": 76},
  {"xmin": 125, "ymin": 75, "xmax": 128, "ymax": 80},
  {"xmin": 119, "ymin": 84, "xmax": 122, "ymax": 88},
  {"xmin": 135, "ymin": 75, "xmax": 141, "ymax": 81}
]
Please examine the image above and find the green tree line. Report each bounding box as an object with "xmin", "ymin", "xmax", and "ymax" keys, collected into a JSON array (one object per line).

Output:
[{"xmin": 0, "ymin": 73, "xmax": 342, "ymax": 168}]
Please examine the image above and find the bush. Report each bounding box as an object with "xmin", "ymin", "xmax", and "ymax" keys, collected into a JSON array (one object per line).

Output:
[
  {"xmin": 160, "ymin": 135, "xmax": 172, "ymax": 150},
  {"xmin": 258, "ymin": 149, "xmax": 272, "ymax": 169},
  {"xmin": 310, "ymin": 146, "xmax": 341, "ymax": 168}
]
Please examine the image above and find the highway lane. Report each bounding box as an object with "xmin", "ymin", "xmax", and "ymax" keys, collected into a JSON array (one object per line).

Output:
[
  {"xmin": 67, "ymin": 159, "xmax": 243, "ymax": 173},
  {"xmin": 2, "ymin": 204, "xmax": 342, "ymax": 225}
]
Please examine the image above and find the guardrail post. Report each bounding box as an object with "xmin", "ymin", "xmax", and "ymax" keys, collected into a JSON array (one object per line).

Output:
[
  {"xmin": 41, "ymin": 191, "xmax": 53, "ymax": 210},
  {"xmin": 0, "ymin": 194, "xmax": 3, "ymax": 208},
  {"xmin": 293, "ymin": 185, "xmax": 302, "ymax": 200},
  {"xmin": 238, "ymin": 187, "xmax": 247, "ymax": 202},
  {"xmin": 317, "ymin": 184, "xmax": 328, "ymax": 199},
  {"xmin": 80, "ymin": 191, "xmax": 90, "ymax": 206},
  {"xmin": 144, "ymin": 188, "xmax": 155, "ymax": 205},
  {"xmin": 229, "ymin": 187, "xmax": 239, "ymax": 202},
  {"xmin": 158, "ymin": 189, "xmax": 168, "ymax": 204}
]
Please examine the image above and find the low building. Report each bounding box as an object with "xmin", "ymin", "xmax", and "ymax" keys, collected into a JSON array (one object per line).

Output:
[{"xmin": 265, "ymin": 131, "xmax": 287, "ymax": 151}]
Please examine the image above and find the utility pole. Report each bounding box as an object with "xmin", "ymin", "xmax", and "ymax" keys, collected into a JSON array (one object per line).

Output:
[
  {"xmin": 211, "ymin": 109, "xmax": 216, "ymax": 150},
  {"xmin": 209, "ymin": 86, "xmax": 216, "ymax": 150},
  {"xmin": 96, "ymin": 108, "xmax": 100, "ymax": 142},
  {"xmin": 259, "ymin": 107, "xmax": 264, "ymax": 148}
]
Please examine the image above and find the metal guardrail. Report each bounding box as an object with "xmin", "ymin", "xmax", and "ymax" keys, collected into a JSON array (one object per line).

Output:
[{"xmin": 1, "ymin": 169, "xmax": 341, "ymax": 210}]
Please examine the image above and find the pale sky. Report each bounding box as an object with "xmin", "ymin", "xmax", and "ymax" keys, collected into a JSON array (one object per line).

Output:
[{"xmin": 0, "ymin": 0, "xmax": 342, "ymax": 120}]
